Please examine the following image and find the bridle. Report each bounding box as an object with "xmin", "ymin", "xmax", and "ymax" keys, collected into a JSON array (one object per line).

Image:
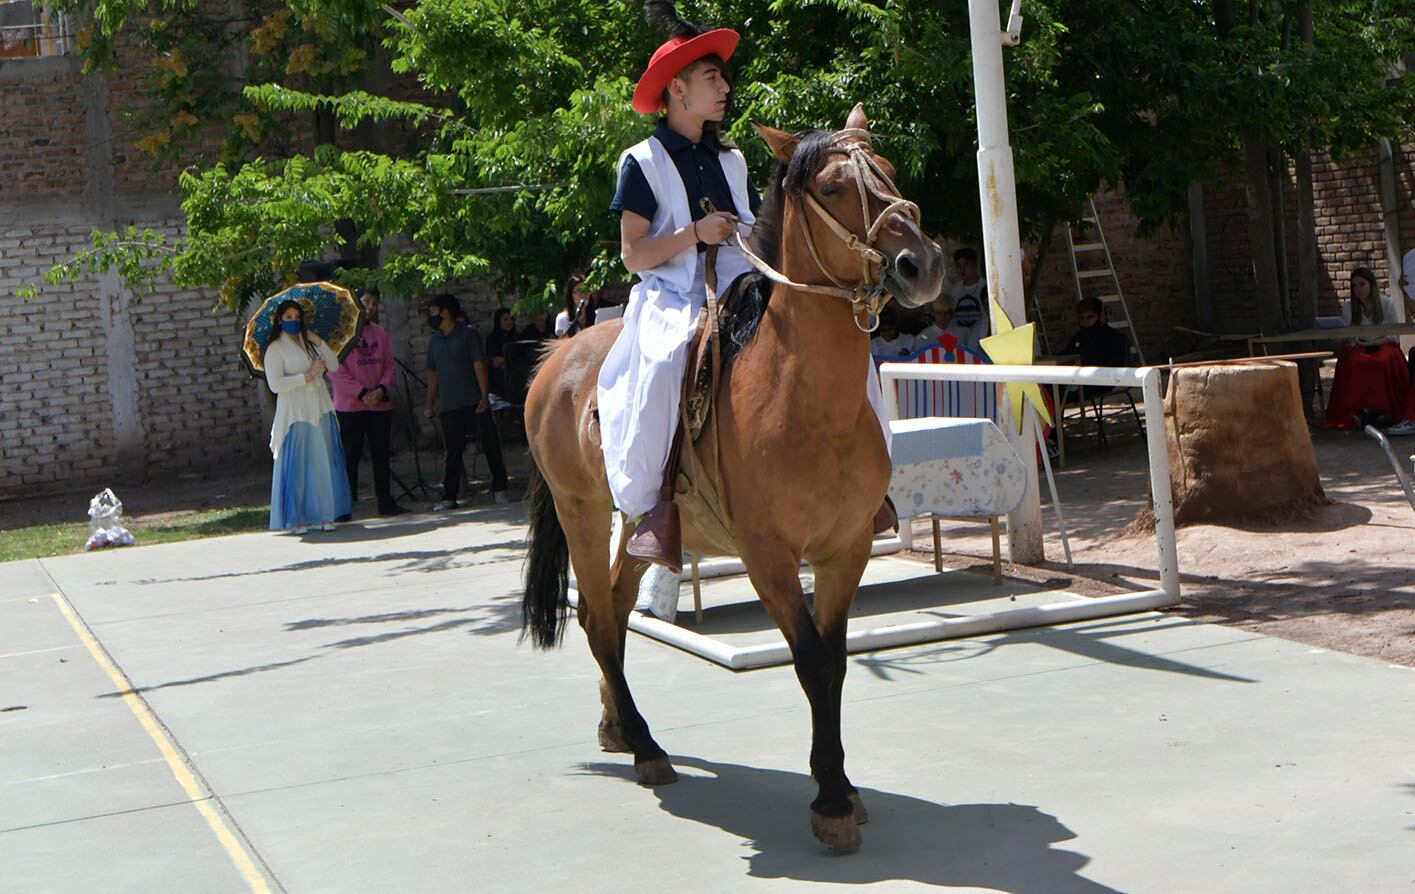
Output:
[{"xmin": 727, "ymin": 128, "xmax": 921, "ymax": 332}]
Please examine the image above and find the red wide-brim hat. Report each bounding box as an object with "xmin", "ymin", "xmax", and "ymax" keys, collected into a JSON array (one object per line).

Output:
[{"xmin": 631, "ymin": 28, "xmax": 739, "ymax": 115}]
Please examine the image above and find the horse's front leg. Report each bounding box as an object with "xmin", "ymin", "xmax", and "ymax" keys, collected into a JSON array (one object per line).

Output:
[
  {"xmin": 739, "ymin": 537, "xmax": 859, "ymax": 854},
  {"xmin": 808, "ymin": 535, "xmax": 876, "ymax": 827}
]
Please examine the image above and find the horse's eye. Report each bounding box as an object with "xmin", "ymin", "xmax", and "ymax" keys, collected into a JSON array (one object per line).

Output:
[{"xmin": 819, "ymin": 186, "xmax": 838, "ymax": 197}]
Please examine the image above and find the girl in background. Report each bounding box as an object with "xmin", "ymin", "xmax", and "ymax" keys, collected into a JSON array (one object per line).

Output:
[
  {"xmin": 264, "ymin": 300, "xmax": 352, "ymax": 533},
  {"xmin": 485, "ymin": 307, "xmax": 516, "ymax": 398},
  {"xmin": 1324, "ymin": 267, "xmax": 1409, "ymax": 431}
]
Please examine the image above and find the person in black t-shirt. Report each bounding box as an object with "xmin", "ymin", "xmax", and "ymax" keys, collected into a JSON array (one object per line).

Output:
[{"xmin": 1061, "ymin": 297, "xmax": 1131, "ymax": 398}]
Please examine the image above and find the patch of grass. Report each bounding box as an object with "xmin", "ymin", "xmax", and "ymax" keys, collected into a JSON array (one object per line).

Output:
[{"xmin": 0, "ymin": 506, "xmax": 269, "ymax": 563}]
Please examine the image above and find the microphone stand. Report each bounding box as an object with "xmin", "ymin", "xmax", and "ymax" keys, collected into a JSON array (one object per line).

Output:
[{"xmin": 395, "ymin": 356, "xmax": 435, "ymax": 501}]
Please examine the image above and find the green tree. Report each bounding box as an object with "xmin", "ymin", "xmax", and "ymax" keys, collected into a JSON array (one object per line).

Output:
[{"xmin": 23, "ymin": 0, "xmax": 1415, "ymax": 327}]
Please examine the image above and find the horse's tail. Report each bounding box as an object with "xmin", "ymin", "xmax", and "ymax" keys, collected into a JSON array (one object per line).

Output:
[{"xmin": 521, "ymin": 463, "xmax": 570, "ymax": 649}]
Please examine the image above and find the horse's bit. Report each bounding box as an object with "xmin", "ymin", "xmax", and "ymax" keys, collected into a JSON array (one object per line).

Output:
[{"xmin": 728, "ymin": 128, "xmax": 921, "ymax": 332}]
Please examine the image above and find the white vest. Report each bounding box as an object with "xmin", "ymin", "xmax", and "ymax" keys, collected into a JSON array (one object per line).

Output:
[{"xmin": 618, "ymin": 135, "xmax": 756, "ymax": 295}]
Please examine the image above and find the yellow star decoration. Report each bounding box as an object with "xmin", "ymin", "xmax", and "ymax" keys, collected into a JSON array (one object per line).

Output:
[{"xmin": 979, "ymin": 297, "xmax": 1053, "ymax": 433}]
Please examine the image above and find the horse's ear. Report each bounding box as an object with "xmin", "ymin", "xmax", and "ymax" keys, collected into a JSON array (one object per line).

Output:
[
  {"xmin": 753, "ymin": 121, "xmax": 800, "ymax": 163},
  {"xmin": 844, "ymin": 103, "xmax": 869, "ymax": 133}
]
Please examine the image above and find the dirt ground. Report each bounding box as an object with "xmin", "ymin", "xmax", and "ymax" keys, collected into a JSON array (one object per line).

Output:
[
  {"xmin": 3, "ymin": 422, "xmax": 1411, "ymax": 666},
  {"xmin": 909, "ymin": 424, "xmax": 1415, "ymax": 667}
]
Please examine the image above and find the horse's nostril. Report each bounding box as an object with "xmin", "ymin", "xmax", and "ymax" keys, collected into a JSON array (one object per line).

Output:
[{"xmin": 895, "ymin": 253, "xmax": 920, "ymax": 281}]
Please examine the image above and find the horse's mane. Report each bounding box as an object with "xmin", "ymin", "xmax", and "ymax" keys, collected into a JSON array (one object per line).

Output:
[{"xmin": 721, "ymin": 129, "xmax": 835, "ymax": 370}]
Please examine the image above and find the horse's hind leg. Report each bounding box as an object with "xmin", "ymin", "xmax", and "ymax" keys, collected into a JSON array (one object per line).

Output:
[
  {"xmin": 565, "ymin": 501, "xmax": 676, "ymax": 785},
  {"xmin": 596, "ymin": 523, "xmax": 651, "ymax": 754}
]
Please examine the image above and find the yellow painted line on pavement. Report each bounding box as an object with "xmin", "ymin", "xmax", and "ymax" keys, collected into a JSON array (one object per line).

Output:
[{"xmin": 51, "ymin": 592, "xmax": 272, "ymax": 894}]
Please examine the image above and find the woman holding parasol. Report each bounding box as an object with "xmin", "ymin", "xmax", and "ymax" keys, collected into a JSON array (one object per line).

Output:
[{"xmin": 262, "ymin": 298, "xmax": 353, "ymax": 533}]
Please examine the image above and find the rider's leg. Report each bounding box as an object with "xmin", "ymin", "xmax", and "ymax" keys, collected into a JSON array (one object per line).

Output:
[{"xmin": 864, "ymin": 353, "xmax": 898, "ymax": 534}]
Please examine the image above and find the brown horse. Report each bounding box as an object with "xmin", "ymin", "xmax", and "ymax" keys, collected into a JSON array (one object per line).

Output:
[{"xmin": 520, "ymin": 105, "xmax": 944, "ymax": 853}]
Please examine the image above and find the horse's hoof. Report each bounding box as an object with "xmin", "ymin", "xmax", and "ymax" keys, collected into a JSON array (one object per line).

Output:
[
  {"xmin": 849, "ymin": 792, "xmax": 870, "ymax": 825},
  {"xmin": 634, "ymin": 756, "xmax": 678, "ymax": 786},
  {"xmin": 598, "ymin": 723, "xmax": 631, "ymax": 753},
  {"xmin": 811, "ymin": 811, "xmax": 861, "ymax": 854}
]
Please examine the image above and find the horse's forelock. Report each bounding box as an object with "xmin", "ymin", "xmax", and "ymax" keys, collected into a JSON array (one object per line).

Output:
[{"xmin": 782, "ymin": 130, "xmax": 835, "ymax": 198}]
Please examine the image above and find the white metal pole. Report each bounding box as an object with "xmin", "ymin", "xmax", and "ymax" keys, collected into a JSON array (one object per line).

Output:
[
  {"xmin": 968, "ymin": 0, "xmax": 1043, "ymax": 563},
  {"xmin": 1141, "ymin": 368, "xmax": 1180, "ymax": 598}
]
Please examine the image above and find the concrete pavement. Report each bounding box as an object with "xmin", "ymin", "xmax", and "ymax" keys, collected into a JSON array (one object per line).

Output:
[{"xmin": 3, "ymin": 506, "xmax": 1413, "ymax": 893}]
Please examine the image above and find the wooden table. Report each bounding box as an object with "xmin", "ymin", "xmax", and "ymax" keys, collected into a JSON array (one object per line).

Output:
[{"xmin": 1248, "ymin": 324, "xmax": 1415, "ymax": 356}]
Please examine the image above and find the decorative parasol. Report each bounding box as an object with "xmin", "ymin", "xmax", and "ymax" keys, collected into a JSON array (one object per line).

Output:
[{"xmin": 241, "ymin": 282, "xmax": 365, "ymax": 379}]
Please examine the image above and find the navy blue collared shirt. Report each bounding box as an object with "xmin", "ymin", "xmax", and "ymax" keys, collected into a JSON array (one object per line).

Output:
[{"xmin": 611, "ymin": 120, "xmax": 761, "ymax": 248}]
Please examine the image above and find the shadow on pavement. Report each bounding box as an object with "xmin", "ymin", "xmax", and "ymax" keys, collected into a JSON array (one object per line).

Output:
[
  {"xmin": 580, "ymin": 756, "xmax": 1123, "ymax": 891},
  {"xmin": 118, "ymin": 539, "xmax": 527, "ymax": 585}
]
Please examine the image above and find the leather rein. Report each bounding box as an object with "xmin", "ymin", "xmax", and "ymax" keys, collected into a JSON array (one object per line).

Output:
[{"xmin": 726, "ymin": 128, "xmax": 921, "ymax": 333}]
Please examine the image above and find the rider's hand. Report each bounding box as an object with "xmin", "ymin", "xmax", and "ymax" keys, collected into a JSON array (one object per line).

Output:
[{"xmin": 695, "ymin": 212, "xmax": 738, "ymax": 245}]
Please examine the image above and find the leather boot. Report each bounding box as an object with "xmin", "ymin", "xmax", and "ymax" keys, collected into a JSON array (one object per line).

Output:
[
  {"xmin": 626, "ymin": 501, "xmax": 683, "ymax": 575},
  {"xmin": 872, "ymin": 496, "xmax": 898, "ymax": 536}
]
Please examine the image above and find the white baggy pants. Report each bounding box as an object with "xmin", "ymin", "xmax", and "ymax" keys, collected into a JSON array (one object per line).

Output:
[{"xmin": 598, "ymin": 248, "xmax": 893, "ymax": 518}]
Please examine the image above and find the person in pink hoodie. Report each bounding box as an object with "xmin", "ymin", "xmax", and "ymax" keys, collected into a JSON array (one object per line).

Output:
[{"xmin": 329, "ymin": 288, "xmax": 407, "ymax": 517}]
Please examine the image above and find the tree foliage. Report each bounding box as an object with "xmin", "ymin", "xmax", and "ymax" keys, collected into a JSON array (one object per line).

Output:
[{"xmin": 22, "ymin": 0, "xmax": 1415, "ymax": 313}]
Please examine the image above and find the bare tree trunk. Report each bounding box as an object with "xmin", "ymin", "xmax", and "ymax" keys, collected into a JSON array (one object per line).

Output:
[
  {"xmin": 1268, "ymin": 147, "xmax": 1290, "ymax": 321},
  {"xmin": 1242, "ymin": 134, "xmax": 1288, "ymax": 333},
  {"xmin": 1293, "ymin": 3, "xmax": 1320, "ymax": 414}
]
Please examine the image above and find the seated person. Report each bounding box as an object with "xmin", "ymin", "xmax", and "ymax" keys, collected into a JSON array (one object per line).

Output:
[
  {"xmin": 1060, "ymin": 297, "xmax": 1131, "ymax": 398},
  {"xmin": 871, "ymin": 311, "xmax": 917, "ymax": 358},
  {"xmin": 1325, "ymin": 267, "xmax": 1410, "ymax": 431}
]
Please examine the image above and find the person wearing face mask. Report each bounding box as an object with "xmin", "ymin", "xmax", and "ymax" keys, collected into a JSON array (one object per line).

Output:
[
  {"xmin": 328, "ymin": 288, "xmax": 407, "ymax": 517},
  {"xmin": 263, "ymin": 299, "xmax": 352, "ymax": 534},
  {"xmin": 423, "ymin": 293, "xmax": 511, "ymax": 508}
]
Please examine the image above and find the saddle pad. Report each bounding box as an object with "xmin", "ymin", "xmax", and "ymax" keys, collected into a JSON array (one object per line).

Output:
[{"xmin": 887, "ymin": 417, "xmax": 1027, "ymax": 518}]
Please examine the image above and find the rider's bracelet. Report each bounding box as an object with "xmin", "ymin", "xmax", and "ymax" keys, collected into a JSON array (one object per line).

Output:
[{"xmin": 692, "ymin": 220, "xmax": 700, "ymax": 242}]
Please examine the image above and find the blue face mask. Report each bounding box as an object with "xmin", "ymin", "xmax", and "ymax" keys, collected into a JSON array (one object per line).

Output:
[{"xmin": 279, "ymin": 321, "xmax": 301, "ymax": 335}]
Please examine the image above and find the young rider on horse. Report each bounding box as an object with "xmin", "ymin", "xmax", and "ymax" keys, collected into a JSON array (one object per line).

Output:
[
  {"xmin": 600, "ymin": 2, "xmax": 896, "ymax": 571},
  {"xmin": 599, "ymin": 6, "xmax": 759, "ymax": 570}
]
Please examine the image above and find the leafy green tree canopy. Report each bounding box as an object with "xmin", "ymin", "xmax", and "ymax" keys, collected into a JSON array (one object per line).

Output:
[{"xmin": 26, "ymin": 0, "xmax": 1415, "ymax": 313}]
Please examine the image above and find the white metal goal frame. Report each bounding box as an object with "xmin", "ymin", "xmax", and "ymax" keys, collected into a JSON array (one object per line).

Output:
[
  {"xmin": 878, "ymin": 360, "xmax": 1181, "ymax": 614},
  {"xmin": 566, "ymin": 363, "xmax": 1179, "ymax": 672}
]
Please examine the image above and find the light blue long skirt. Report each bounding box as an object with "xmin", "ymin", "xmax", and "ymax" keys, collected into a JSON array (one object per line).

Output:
[{"xmin": 270, "ymin": 413, "xmax": 352, "ymax": 530}]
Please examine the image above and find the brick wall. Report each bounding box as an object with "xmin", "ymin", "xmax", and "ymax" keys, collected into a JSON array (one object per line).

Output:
[
  {"xmin": 125, "ymin": 221, "xmax": 268, "ymax": 480},
  {"xmin": 0, "ymin": 218, "xmax": 268, "ymax": 502},
  {"xmin": 0, "ymin": 57, "xmax": 89, "ymax": 199},
  {"xmin": 0, "ymin": 224, "xmax": 119, "ymax": 496},
  {"xmin": 1202, "ymin": 144, "xmax": 1415, "ymax": 331}
]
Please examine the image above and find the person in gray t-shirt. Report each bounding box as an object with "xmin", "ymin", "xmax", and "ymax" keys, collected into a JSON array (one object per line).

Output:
[{"xmin": 423, "ymin": 293, "xmax": 510, "ymax": 507}]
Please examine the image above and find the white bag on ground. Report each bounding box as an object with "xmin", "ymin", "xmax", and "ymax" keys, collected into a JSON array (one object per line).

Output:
[{"xmin": 84, "ymin": 488, "xmax": 135, "ymax": 550}]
